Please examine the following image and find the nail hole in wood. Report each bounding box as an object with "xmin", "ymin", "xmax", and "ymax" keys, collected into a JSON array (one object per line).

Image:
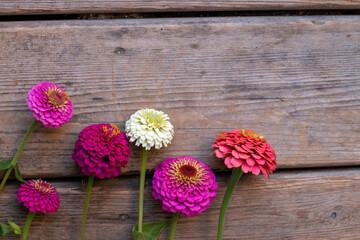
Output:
[
  {"xmin": 119, "ymin": 213, "xmax": 129, "ymax": 222},
  {"xmin": 114, "ymin": 47, "xmax": 126, "ymax": 56}
]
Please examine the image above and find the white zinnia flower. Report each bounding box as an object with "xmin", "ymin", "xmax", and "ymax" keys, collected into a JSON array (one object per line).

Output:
[{"xmin": 125, "ymin": 108, "xmax": 174, "ymax": 150}]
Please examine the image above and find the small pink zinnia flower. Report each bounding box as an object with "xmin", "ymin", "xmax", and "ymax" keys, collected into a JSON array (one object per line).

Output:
[
  {"xmin": 72, "ymin": 123, "xmax": 130, "ymax": 179},
  {"xmin": 17, "ymin": 180, "xmax": 60, "ymax": 213},
  {"xmin": 212, "ymin": 129, "xmax": 277, "ymax": 178},
  {"xmin": 152, "ymin": 156, "xmax": 218, "ymax": 217},
  {"xmin": 26, "ymin": 82, "xmax": 73, "ymax": 128}
]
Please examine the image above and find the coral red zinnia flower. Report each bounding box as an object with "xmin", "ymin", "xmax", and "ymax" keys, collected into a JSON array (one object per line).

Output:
[
  {"xmin": 152, "ymin": 156, "xmax": 218, "ymax": 217},
  {"xmin": 72, "ymin": 123, "xmax": 130, "ymax": 179},
  {"xmin": 17, "ymin": 180, "xmax": 60, "ymax": 213},
  {"xmin": 212, "ymin": 129, "xmax": 277, "ymax": 178},
  {"xmin": 26, "ymin": 82, "xmax": 73, "ymax": 128}
]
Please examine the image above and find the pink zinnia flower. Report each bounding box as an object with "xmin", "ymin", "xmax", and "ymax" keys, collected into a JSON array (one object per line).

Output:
[
  {"xmin": 72, "ymin": 123, "xmax": 130, "ymax": 179},
  {"xmin": 17, "ymin": 180, "xmax": 60, "ymax": 213},
  {"xmin": 152, "ymin": 156, "xmax": 218, "ymax": 217},
  {"xmin": 26, "ymin": 82, "xmax": 73, "ymax": 128},
  {"xmin": 212, "ymin": 129, "xmax": 277, "ymax": 178}
]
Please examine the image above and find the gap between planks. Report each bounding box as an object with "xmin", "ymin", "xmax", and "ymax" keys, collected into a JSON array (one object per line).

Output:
[{"xmin": 0, "ymin": 0, "xmax": 359, "ymax": 16}]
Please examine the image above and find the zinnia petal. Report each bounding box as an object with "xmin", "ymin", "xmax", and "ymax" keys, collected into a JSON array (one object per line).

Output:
[
  {"xmin": 246, "ymin": 157, "xmax": 256, "ymax": 167},
  {"xmin": 230, "ymin": 157, "xmax": 242, "ymax": 168},
  {"xmin": 224, "ymin": 156, "xmax": 233, "ymax": 168},
  {"xmin": 241, "ymin": 163, "xmax": 251, "ymax": 173}
]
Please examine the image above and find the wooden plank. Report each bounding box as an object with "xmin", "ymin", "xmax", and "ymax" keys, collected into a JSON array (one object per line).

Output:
[
  {"xmin": 0, "ymin": 0, "xmax": 359, "ymax": 15},
  {"xmin": 0, "ymin": 16, "xmax": 359, "ymax": 178},
  {"xmin": 1, "ymin": 169, "xmax": 360, "ymax": 239}
]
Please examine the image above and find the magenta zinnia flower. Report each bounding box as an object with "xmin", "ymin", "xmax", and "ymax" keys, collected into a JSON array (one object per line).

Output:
[
  {"xmin": 26, "ymin": 82, "xmax": 73, "ymax": 128},
  {"xmin": 72, "ymin": 123, "xmax": 130, "ymax": 179},
  {"xmin": 212, "ymin": 129, "xmax": 277, "ymax": 178},
  {"xmin": 152, "ymin": 156, "xmax": 218, "ymax": 217},
  {"xmin": 17, "ymin": 180, "xmax": 60, "ymax": 213}
]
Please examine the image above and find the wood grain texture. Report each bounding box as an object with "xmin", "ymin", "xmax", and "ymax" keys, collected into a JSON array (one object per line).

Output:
[
  {"xmin": 0, "ymin": 0, "xmax": 359, "ymax": 15},
  {"xmin": 1, "ymin": 169, "xmax": 360, "ymax": 239},
  {"xmin": 0, "ymin": 16, "xmax": 359, "ymax": 178}
]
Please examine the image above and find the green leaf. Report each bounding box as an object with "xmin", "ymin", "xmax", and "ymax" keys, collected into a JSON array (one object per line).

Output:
[
  {"xmin": 13, "ymin": 165, "xmax": 25, "ymax": 183},
  {"xmin": 0, "ymin": 159, "xmax": 12, "ymax": 171},
  {"xmin": 0, "ymin": 223, "xmax": 14, "ymax": 237},
  {"xmin": 8, "ymin": 220, "xmax": 22, "ymax": 235},
  {"xmin": 132, "ymin": 220, "xmax": 171, "ymax": 240}
]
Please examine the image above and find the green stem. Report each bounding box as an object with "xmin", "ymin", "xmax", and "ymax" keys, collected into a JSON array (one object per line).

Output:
[
  {"xmin": 22, "ymin": 211, "xmax": 36, "ymax": 240},
  {"xmin": 81, "ymin": 174, "xmax": 94, "ymax": 240},
  {"xmin": 0, "ymin": 119, "xmax": 38, "ymax": 193},
  {"xmin": 217, "ymin": 167, "xmax": 243, "ymax": 240},
  {"xmin": 138, "ymin": 147, "xmax": 148, "ymax": 233},
  {"xmin": 169, "ymin": 213, "xmax": 180, "ymax": 240},
  {"xmin": 0, "ymin": 166, "xmax": 14, "ymax": 193}
]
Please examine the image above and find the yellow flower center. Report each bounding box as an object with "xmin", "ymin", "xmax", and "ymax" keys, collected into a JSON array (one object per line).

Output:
[
  {"xmin": 241, "ymin": 128, "xmax": 266, "ymax": 142},
  {"xmin": 142, "ymin": 109, "xmax": 166, "ymax": 129},
  {"xmin": 103, "ymin": 124, "xmax": 121, "ymax": 139},
  {"xmin": 32, "ymin": 180, "xmax": 52, "ymax": 194},
  {"xmin": 169, "ymin": 158, "xmax": 206, "ymax": 186},
  {"xmin": 46, "ymin": 87, "xmax": 69, "ymax": 108}
]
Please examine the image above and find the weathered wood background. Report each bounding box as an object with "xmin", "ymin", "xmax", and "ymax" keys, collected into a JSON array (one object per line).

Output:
[
  {"xmin": 2, "ymin": 169, "xmax": 360, "ymax": 239},
  {"xmin": 0, "ymin": 1, "xmax": 359, "ymax": 239}
]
